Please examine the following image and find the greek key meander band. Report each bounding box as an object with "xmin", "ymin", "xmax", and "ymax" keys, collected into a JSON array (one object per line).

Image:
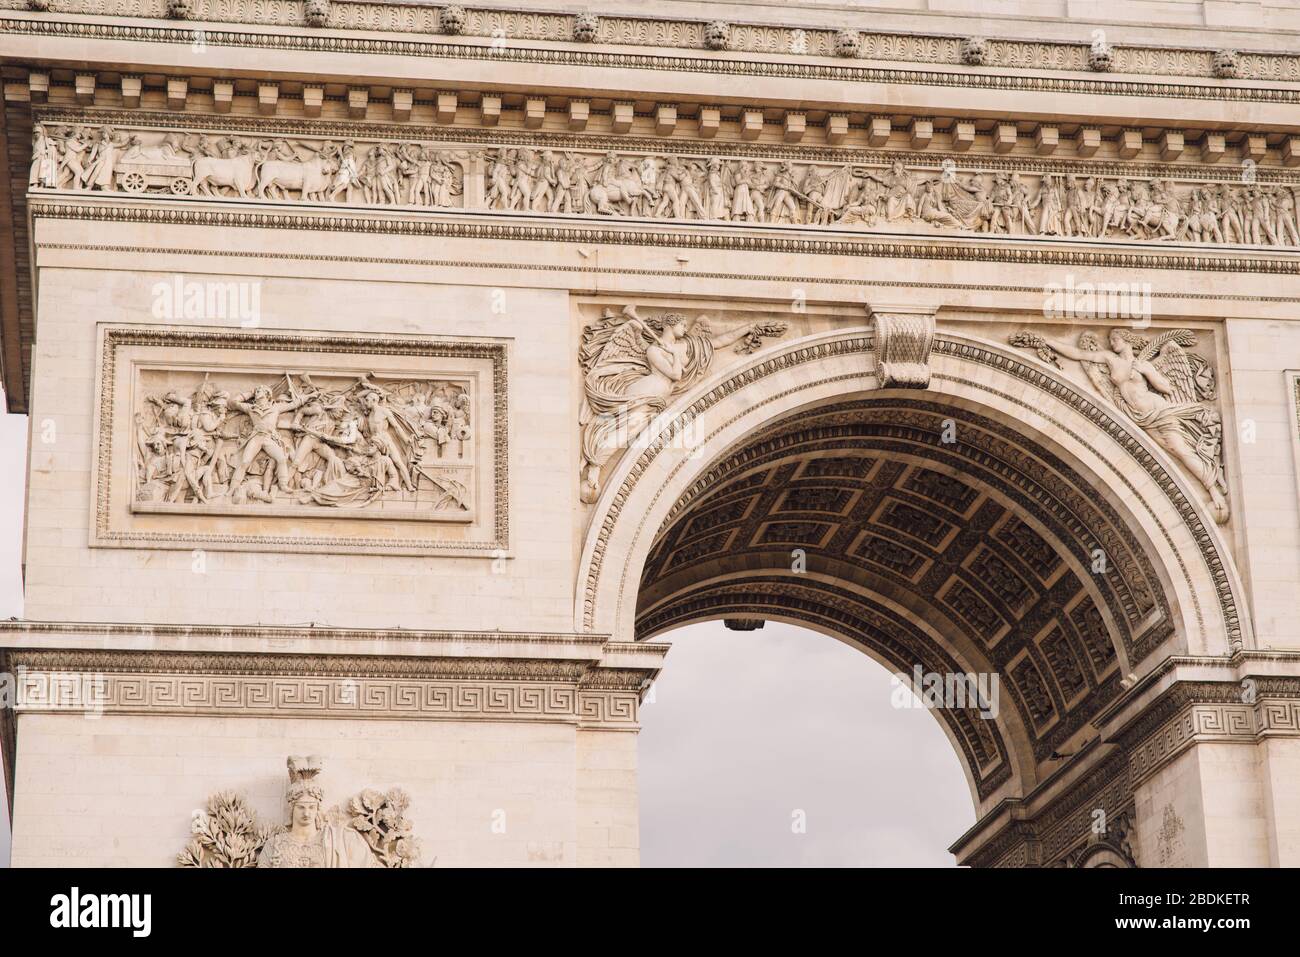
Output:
[{"xmin": 12, "ymin": 671, "xmax": 642, "ymax": 728}]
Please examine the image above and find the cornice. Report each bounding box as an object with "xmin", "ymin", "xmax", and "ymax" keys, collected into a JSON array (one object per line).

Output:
[
  {"xmin": 2, "ymin": 3, "xmax": 1299, "ymax": 89},
  {"xmin": 0, "ymin": 619, "xmax": 611, "ymax": 652},
  {"xmin": 6, "ymin": 647, "xmax": 591, "ymax": 679},
  {"xmin": 4, "ymin": 16, "xmax": 1300, "ymax": 107}
]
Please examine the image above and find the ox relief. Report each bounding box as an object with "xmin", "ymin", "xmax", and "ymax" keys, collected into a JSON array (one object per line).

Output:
[
  {"xmin": 30, "ymin": 123, "xmax": 471, "ymax": 205},
  {"xmin": 1010, "ymin": 327, "xmax": 1229, "ymax": 524},
  {"xmin": 134, "ymin": 369, "xmax": 474, "ymax": 520},
  {"xmin": 578, "ymin": 305, "xmax": 787, "ymax": 504},
  {"xmin": 29, "ymin": 123, "xmax": 1300, "ymax": 249}
]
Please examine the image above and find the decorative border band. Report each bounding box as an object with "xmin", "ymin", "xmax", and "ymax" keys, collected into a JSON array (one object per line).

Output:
[
  {"xmin": 3, "ymin": 14, "xmax": 1299, "ymax": 103},
  {"xmin": 29, "ymin": 198, "xmax": 1300, "ymax": 276}
]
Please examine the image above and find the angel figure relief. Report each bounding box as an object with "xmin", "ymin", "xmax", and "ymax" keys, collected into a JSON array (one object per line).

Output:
[
  {"xmin": 1010, "ymin": 327, "xmax": 1229, "ymax": 524},
  {"xmin": 578, "ymin": 306, "xmax": 788, "ymax": 504}
]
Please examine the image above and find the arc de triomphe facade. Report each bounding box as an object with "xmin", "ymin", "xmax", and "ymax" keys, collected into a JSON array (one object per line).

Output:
[{"xmin": 1, "ymin": 0, "xmax": 1299, "ymax": 868}]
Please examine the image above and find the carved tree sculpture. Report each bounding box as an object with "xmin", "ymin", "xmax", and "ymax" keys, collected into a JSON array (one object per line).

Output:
[
  {"xmin": 177, "ymin": 791, "xmax": 275, "ymax": 868},
  {"xmin": 178, "ymin": 756, "xmax": 424, "ymax": 868},
  {"xmin": 1010, "ymin": 328, "xmax": 1229, "ymax": 524},
  {"xmin": 578, "ymin": 306, "xmax": 787, "ymax": 504}
]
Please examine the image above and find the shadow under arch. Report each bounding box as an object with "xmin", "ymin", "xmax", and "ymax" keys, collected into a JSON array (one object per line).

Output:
[{"xmin": 576, "ymin": 327, "xmax": 1250, "ymax": 809}]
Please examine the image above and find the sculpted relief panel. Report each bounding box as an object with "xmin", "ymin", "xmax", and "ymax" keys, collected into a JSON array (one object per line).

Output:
[
  {"xmin": 179, "ymin": 756, "xmax": 423, "ymax": 868},
  {"xmin": 29, "ymin": 122, "xmax": 1300, "ymax": 250},
  {"xmin": 1009, "ymin": 327, "xmax": 1229, "ymax": 524},
  {"xmin": 31, "ymin": 124, "xmax": 470, "ymax": 207},
  {"xmin": 134, "ymin": 369, "xmax": 474, "ymax": 520},
  {"xmin": 94, "ymin": 326, "xmax": 508, "ymax": 555},
  {"xmin": 578, "ymin": 305, "xmax": 788, "ymax": 504}
]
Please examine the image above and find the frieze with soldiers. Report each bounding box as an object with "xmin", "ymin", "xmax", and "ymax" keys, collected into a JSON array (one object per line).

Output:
[
  {"xmin": 28, "ymin": 123, "xmax": 1300, "ymax": 248},
  {"xmin": 133, "ymin": 368, "xmax": 475, "ymax": 518}
]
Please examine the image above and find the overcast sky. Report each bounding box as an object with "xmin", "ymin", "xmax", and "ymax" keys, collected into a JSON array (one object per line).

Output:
[
  {"xmin": 640, "ymin": 620, "xmax": 972, "ymax": 866},
  {"xmin": 0, "ymin": 406, "xmax": 972, "ymax": 867}
]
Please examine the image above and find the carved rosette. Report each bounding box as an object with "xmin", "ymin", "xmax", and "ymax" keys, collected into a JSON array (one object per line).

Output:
[
  {"xmin": 870, "ymin": 306, "xmax": 937, "ymax": 389},
  {"xmin": 165, "ymin": 0, "xmax": 192, "ymax": 19}
]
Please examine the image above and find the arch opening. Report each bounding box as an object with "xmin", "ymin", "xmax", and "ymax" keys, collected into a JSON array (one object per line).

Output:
[{"xmin": 578, "ymin": 328, "xmax": 1250, "ymax": 817}]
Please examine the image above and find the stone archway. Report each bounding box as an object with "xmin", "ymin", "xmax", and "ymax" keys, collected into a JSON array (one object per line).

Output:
[{"xmin": 576, "ymin": 325, "xmax": 1250, "ymax": 862}]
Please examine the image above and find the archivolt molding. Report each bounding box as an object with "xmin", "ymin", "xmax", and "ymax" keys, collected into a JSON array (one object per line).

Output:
[
  {"xmin": 578, "ymin": 330, "xmax": 1245, "ymax": 662},
  {"xmin": 960, "ymin": 748, "xmax": 1137, "ymax": 868},
  {"xmin": 4, "ymin": 5, "xmax": 1300, "ymax": 90},
  {"xmin": 640, "ymin": 411, "xmax": 1166, "ymax": 660},
  {"xmin": 632, "ymin": 418, "xmax": 1148, "ymax": 772}
]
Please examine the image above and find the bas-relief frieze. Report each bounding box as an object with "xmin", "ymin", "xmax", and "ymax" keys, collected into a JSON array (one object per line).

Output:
[
  {"xmin": 94, "ymin": 326, "xmax": 508, "ymax": 555},
  {"xmin": 28, "ymin": 123, "xmax": 1300, "ymax": 251},
  {"xmin": 134, "ymin": 368, "xmax": 474, "ymax": 520}
]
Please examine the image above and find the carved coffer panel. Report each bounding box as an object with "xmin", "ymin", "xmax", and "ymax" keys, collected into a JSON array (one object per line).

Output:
[{"xmin": 92, "ymin": 325, "xmax": 508, "ymax": 555}]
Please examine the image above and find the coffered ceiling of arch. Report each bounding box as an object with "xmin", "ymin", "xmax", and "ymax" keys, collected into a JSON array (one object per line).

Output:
[{"xmin": 635, "ymin": 399, "xmax": 1177, "ymax": 779}]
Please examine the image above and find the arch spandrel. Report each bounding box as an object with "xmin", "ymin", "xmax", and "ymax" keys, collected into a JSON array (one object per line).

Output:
[{"xmin": 575, "ymin": 326, "xmax": 1251, "ymax": 807}]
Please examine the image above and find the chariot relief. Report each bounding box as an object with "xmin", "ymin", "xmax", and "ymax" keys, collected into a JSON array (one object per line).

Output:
[
  {"xmin": 578, "ymin": 305, "xmax": 787, "ymax": 504},
  {"xmin": 29, "ymin": 122, "xmax": 1300, "ymax": 249},
  {"xmin": 178, "ymin": 756, "xmax": 423, "ymax": 868},
  {"xmin": 133, "ymin": 369, "xmax": 473, "ymax": 519},
  {"xmin": 1010, "ymin": 327, "xmax": 1229, "ymax": 523},
  {"xmin": 31, "ymin": 123, "xmax": 470, "ymax": 206}
]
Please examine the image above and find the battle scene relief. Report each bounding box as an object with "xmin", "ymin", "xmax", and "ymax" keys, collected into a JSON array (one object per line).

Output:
[{"xmin": 133, "ymin": 368, "xmax": 475, "ymax": 520}]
